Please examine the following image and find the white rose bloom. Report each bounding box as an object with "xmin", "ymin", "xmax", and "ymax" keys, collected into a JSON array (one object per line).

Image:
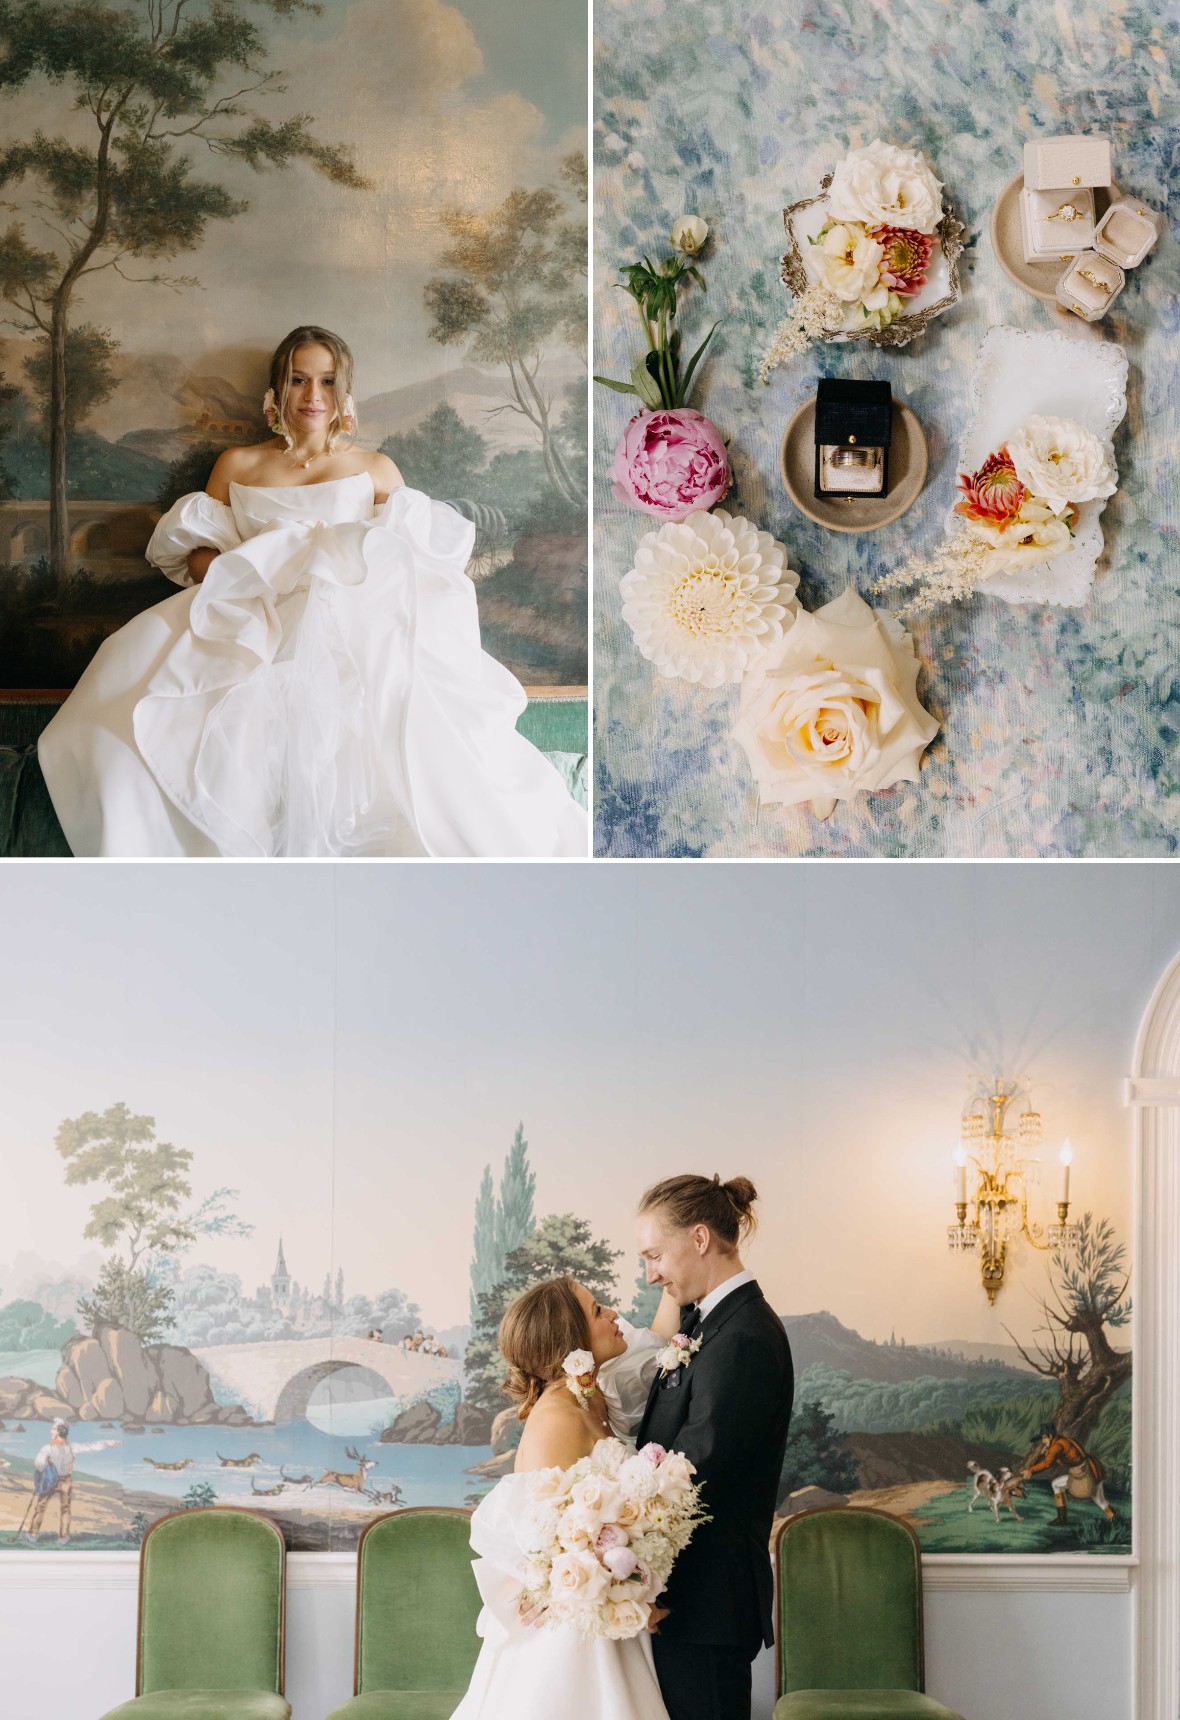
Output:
[
  {"xmin": 733, "ymin": 588, "xmax": 939, "ymax": 819},
  {"xmin": 562, "ymin": 1349, "xmax": 595, "ymax": 1379},
  {"xmin": 1005, "ymin": 416, "xmax": 1117, "ymax": 516},
  {"xmin": 570, "ymin": 1473, "xmax": 623, "ymax": 1523},
  {"xmin": 963, "ymin": 497, "xmax": 1074, "ymax": 571},
  {"xmin": 550, "ymin": 1549, "xmax": 610, "ymax": 1605},
  {"xmin": 655, "ymin": 1451, "xmax": 696, "ymax": 1498},
  {"xmin": 602, "ymin": 1596, "xmax": 652, "ymax": 1639},
  {"xmin": 813, "ymin": 221, "xmax": 884, "ymax": 303},
  {"xmin": 671, "ymin": 214, "xmax": 708, "ymax": 253},
  {"xmin": 529, "ymin": 1466, "xmax": 570, "ymax": 1506},
  {"xmin": 826, "ymin": 139, "xmax": 944, "ymax": 234}
]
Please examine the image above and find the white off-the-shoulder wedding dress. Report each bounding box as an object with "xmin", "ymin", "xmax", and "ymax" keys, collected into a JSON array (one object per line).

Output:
[
  {"xmin": 38, "ymin": 474, "xmax": 587, "ymax": 857},
  {"xmin": 452, "ymin": 1322, "xmax": 668, "ymax": 1720}
]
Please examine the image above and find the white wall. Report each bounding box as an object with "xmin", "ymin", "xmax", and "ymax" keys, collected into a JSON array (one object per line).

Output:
[{"xmin": 0, "ymin": 1559, "xmax": 1134, "ymax": 1719}]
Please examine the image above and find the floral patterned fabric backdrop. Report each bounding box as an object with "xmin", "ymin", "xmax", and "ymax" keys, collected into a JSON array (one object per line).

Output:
[{"xmin": 593, "ymin": 0, "xmax": 1180, "ymax": 857}]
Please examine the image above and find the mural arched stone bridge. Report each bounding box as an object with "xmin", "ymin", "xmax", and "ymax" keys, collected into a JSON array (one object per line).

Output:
[{"xmin": 191, "ymin": 1337, "xmax": 460, "ymax": 1425}]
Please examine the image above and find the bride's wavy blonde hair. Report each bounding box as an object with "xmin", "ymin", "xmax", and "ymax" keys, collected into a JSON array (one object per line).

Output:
[
  {"xmin": 268, "ymin": 325, "xmax": 357, "ymax": 452},
  {"xmin": 499, "ymin": 1276, "xmax": 591, "ymax": 1421}
]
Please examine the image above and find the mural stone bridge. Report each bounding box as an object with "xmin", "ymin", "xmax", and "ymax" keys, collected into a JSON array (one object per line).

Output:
[{"xmin": 191, "ymin": 1338, "xmax": 461, "ymax": 1425}]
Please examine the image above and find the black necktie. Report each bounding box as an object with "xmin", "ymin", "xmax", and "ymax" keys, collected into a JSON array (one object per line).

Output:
[{"xmin": 678, "ymin": 1305, "xmax": 701, "ymax": 1339}]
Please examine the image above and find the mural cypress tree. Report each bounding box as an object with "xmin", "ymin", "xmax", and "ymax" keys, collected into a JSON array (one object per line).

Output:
[
  {"xmin": 469, "ymin": 1164, "xmax": 499, "ymax": 1326},
  {"xmin": 625, "ymin": 1258, "xmax": 662, "ymax": 1327},
  {"xmin": 0, "ymin": 0, "xmax": 370, "ymax": 578},
  {"xmin": 494, "ymin": 1123, "xmax": 536, "ymax": 1267}
]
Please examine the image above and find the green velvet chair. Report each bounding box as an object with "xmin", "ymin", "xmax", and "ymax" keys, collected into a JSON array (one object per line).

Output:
[
  {"xmin": 774, "ymin": 1507, "xmax": 966, "ymax": 1720},
  {"xmin": 99, "ymin": 1506, "xmax": 290, "ymax": 1719},
  {"xmin": 325, "ymin": 1507, "xmax": 482, "ymax": 1720}
]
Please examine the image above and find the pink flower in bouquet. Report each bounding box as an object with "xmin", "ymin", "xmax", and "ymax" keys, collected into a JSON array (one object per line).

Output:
[
  {"xmin": 954, "ymin": 445, "xmax": 1026, "ymax": 527},
  {"xmin": 866, "ymin": 225, "xmax": 935, "ymax": 296},
  {"xmin": 639, "ymin": 1442, "xmax": 667, "ymax": 1465},
  {"xmin": 603, "ymin": 1545, "xmax": 640, "ymax": 1581},
  {"xmin": 595, "ymin": 1524, "xmax": 629, "ymax": 1552},
  {"xmin": 609, "ymin": 409, "xmax": 731, "ymax": 522}
]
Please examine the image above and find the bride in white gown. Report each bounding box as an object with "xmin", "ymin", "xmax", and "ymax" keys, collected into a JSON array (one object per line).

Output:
[
  {"xmin": 453, "ymin": 1277, "xmax": 676, "ymax": 1720},
  {"xmin": 37, "ymin": 325, "xmax": 587, "ymax": 858}
]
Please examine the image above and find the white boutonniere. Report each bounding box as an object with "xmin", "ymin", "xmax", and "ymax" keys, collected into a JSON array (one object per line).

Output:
[{"xmin": 656, "ymin": 1332, "xmax": 703, "ymax": 1378}]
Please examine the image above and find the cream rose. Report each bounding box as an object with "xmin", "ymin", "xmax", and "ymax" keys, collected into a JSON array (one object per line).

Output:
[
  {"xmin": 602, "ymin": 1595, "xmax": 652, "ymax": 1639},
  {"xmin": 570, "ymin": 1474, "xmax": 622, "ymax": 1522},
  {"xmin": 550, "ymin": 1549, "xmax": 610, "ymax": 1605},
  {"xmin": 655, "ymin": 1451, "xmax": 696, "ymax": 1499},
  {"xmin": 529, "ymin": 1466, "xmax": 570, "ymax": 1506},
  {"xmin": 733, "ymin": 588, "xmax": 939, "ymax": 819},
  {"xmin": 615, "ymin": 1496, "xmax": 642, "ymax": 1529},
  {"xmin": 826, "ymin": 139, "xmax": 944, "ymax": 235},
  {"xmin": 812, "ymin": 221, "xmax": 884, "ymax": 303},
  {"xmin": 671, "ymin": 214, "xmax": 708, "ymax": 254},
  {"xmin": 1005, "ymin": 416, "xmax": 1117, "ymax": 516}
]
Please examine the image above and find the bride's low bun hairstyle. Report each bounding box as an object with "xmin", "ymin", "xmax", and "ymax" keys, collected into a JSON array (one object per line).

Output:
[
  {"xmin": 269, "ymin": 325, "xmax": 357, "ymax": 451},
  {"xmin": 499, "ymin": 1275, "xmax": 591, "ymax": 1421},
  {"xmin": 638, "ymin": 1173, "xmax": 758, "ymax": 1249}
]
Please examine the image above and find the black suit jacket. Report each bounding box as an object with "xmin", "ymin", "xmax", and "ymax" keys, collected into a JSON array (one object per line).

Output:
[{"xmin": 637, "ymin": 1280, "xmax": 793, "ymax": 1653}]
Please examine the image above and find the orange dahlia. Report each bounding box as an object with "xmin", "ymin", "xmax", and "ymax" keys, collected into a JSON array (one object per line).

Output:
[
  {"xmin": 866, "ymin": 224, "xmax": 935, "ymax": 296},
  {"xmin": 955, "ymin": 445, "xmax": 1026, "ymax": 525}
]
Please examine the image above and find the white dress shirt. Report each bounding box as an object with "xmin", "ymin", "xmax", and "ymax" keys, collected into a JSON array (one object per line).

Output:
[{"xmin": 697, "ymin": 1268, "xmax": 755, "ymax": 1321}]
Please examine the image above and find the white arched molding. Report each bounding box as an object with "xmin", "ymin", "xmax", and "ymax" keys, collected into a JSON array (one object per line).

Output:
[{"xmin": 1125, "ymin": 948, "xmax": 1180, "ymax": 1720}]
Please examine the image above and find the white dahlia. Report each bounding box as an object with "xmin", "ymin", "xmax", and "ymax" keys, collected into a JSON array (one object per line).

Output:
[{"xmin": 619, "ymin": 509, "xmax": 800, "ymax": 688}]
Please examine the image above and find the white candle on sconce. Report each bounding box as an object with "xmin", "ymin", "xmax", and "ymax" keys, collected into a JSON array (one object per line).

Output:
[
  {"xmin": 1059, "ymin": 1139, "xmax": 1073, "ymax": 1203},
  {"xmin": 954, "ymin": 1145, "xmax": 967, "ymax": 1205}
]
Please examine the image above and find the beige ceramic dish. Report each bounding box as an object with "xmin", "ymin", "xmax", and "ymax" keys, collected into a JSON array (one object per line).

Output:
[
  {"xmin": 990, "ymin": 171, "xmax": 1119, "ymax": 304},
  {"xmin": 780, "ymin": 397, "xmax": 928, "ymax": 534}
]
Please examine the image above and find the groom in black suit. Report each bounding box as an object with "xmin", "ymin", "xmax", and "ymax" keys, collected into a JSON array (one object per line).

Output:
[{"xmin": 635, "ymin": 1174, "xmax": 794, "ymax": 1720}]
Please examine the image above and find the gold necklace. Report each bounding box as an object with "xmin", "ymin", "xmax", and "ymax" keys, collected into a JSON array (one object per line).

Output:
[{"xmin": 290, "ymin": 445, "xmax": 327, "ymax": 473}]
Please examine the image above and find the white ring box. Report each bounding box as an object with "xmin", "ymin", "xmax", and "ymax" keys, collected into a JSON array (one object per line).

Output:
[
  {"xmin": 1019, "ymin": 186, "xmax": 1096, "ymax": 262},
  {"xmin": 1023, "ymin": 135, "xmax": 1112, "ymax": 193},
  {"xmin": 1057, "ymin": 253, "xmax": 1126, "ymax": 322},
  {"xmin": 1093, "ymin": 197, "xmax": 1162, "ymax": 269}
]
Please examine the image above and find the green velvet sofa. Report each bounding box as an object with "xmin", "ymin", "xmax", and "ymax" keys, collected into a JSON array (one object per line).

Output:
[
  {"xmin": 98, "ymin": 1506, "xmax": 290, "ymax": 1720},
  {"xmin": 773, "ymin": 1507, "xmax": 966, "ymax": 1720},
  {"xmin": 324, "ymin": 1507, "xmax": 482, "ymax": 1720}
]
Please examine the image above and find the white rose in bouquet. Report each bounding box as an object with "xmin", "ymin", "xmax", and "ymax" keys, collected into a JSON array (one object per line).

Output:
[
  {"xmin": 529, "ymin": 1466, "xmax": 569, "ymax": 1506},
  {"xmin": 603, "ymin": 1594, "xmax": 652, "ymax": 1639},
  {"xmin": 570, "ymin": 1473, "xmax": 623, "ymax": 1523},
  {"xmin": 550, "ymin": 1548, "xmax": 611, "ymax": 1608},
  {"xmin": 826, "ymin": 139, "xmax": 944, "ymax": 235},
  {"xmin": 1005, "ymin": 416, "xmax": 1117, "ymax": 516},
  {"xmin": 656, "ymin": 1450, "xmax": 697, "ymax": 1499},
  {"xmin": 733, "ymin": 588, "xmax": 938, "ymax": 819}
]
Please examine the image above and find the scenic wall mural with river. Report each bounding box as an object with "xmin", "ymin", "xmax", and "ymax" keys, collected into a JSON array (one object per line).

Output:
[{"xmin": 0, "ymin": 1112, "xmax": 1131, "ymax": 1557}]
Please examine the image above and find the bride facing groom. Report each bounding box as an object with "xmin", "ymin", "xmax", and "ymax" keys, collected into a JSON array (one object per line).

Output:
[{"xmin": 452, "ymin": 1173, "xmax": 795, "ymax": 1720}]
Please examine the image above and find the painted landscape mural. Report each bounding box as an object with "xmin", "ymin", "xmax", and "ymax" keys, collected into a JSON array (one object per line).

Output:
[
  {"xmin": 0, "ymin": 0, "xmax": 587, "ymax": 690},
  {"xmin": 0, "ymin": 864, "xmax": 1142, "ymax": 1559}
]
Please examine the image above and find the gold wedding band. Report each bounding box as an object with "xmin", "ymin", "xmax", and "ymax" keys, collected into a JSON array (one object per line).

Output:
[{"xmin": 831, "ymin": 446, "xmax": 879, "ymax": 469}]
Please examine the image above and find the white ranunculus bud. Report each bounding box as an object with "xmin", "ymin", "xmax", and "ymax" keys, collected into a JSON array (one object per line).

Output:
[{"xmin": 671, "ymin": 214, "xmax": 708, "ymax": 254}]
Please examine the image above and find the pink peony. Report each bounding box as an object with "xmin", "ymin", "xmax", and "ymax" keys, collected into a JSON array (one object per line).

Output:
[
  {"xmin": 954, "ymin": 445, "xmax": 1026, "ymax": 527},
  {"xmin": 595, "ymin": 1524, "xmax": 629, "ymax": 1551},
  {"xmin": 639, "ymin": 1442, "xmax": 667, "ymax": 1465},
  {"xmin": 603, "ymin": 1545, "xmax": 640, "ymax": 1581},
  {"xmin": 609, "ymin": 409, "xmax": 731, "ymax": 522}
]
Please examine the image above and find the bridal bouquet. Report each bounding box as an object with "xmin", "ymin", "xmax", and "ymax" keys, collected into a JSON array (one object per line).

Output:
[
  {"xmin": 517, "ymin": 1437, "xmax": 707, "ymax": 1639},
  {"xmin": 765, "ymin": 140, "xmax": 964, "ymax": 373},
  {"xmin": 874, "ymin": 415, "xmax": 1118, "ymax": 613}
]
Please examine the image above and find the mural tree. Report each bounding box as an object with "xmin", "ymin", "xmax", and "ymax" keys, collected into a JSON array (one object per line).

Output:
[
  {"xmin": 625, "ymin": 1258, "xmax": 662, "ymax": 1327},
  {"xmin": 465, "ymin": 1213, "xmax": 621, "ymax": 1411},
  {"xmin": 77, "ymin": 1255, "xmax": 175, "ymax": 1342},
  {"xmin": 56, "ymin": 1102, "xmax": 196, "ymax": 1267},
  {"xmin": 1005, "ymin": 1213, "xmax": 1132, "ymax": 1443},
  {"xmin": 467, "ymin": 1122, "xmax": 537, "ymax": 1325},
  {"xmin": 778, "ymin": 1399, "xmax": 859, "ymax": 1505},
  {"xmin": 381, "ymin": 402, "xmax": 490, "ymax": 502},
  {"xmin": 423, "ymin": 151, "xmax": 587, "ymax": 510},
  {"xmin": 0, "ymin": 0, "xmax": 370, "ymax": 578}
]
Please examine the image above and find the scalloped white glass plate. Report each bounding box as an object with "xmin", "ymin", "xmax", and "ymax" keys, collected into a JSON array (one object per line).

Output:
[
  {"xmin": 951, "ymin": 326, "xmax": 1128, "ymax": 606},
  {"xmin": 790, "ymin": 197, "xmax": 955, "ymax": 340}
]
